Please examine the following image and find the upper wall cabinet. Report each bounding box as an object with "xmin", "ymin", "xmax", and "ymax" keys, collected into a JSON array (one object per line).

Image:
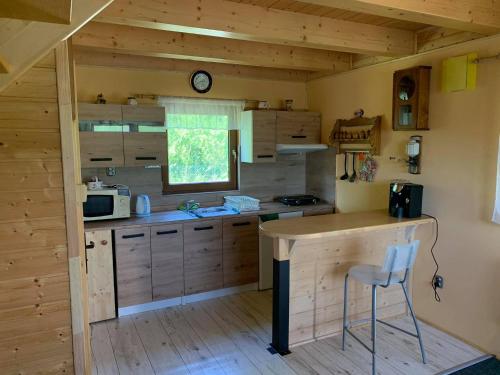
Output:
[
  {"xmin": 240, "ymin": 110, "xmax": 277, "ymax": 163},
  {"xmin": 276, "ymin": 112, "xmax": 321, "ymax": 144},
  {"xmin": 123, "ymin": 133, "xmax": 167, "ymax": 167},
  {"xmin": 240, "ymin": 110, "xmax": 321, "ymax": 163},
  {"xmin": 392, "ymin": 66, "xmax": 431, "ymax": 131},
  {"xmin": 78, "ymin": 103, "xmax": 167, "ymax": 168},
  {"xmin": 80, "ymin": 132, "xmax": 125, "ymax": 168}
]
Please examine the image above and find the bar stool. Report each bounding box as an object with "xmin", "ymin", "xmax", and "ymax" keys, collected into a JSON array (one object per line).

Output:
[{"xmin": 342, "ymin": 240, "xmax": 426, "ymax": 375}]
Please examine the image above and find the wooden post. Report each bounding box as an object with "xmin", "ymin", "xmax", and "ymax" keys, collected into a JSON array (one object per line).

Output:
[{"xmin": 56, "ymin": 40, "xmax": 91, "ymax": 375}]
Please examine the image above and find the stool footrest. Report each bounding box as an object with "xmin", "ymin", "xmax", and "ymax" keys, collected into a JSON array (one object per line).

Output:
[
  {"xmin": 345, "ymin": 328, "xmax": 374, "ymax": 354},
  {"xmin": 376, "ymin": 319, "xmax": 418, "ymax": 338}
]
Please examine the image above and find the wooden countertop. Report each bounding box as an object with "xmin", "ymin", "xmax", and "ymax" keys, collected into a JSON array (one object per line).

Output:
[
  {"xmin": 84, "ymin": 202, "xmax": 334, "ymax": 231},
  {"xmin": 259, "ymin": 209, "xmax": 434, "ymax": 240}
]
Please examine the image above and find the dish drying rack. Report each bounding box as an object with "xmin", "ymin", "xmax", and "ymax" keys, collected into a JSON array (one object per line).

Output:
[
  {"xmin": 329, "ymin": 116, "xmax": 381, "ymax": 155},
  {"xmin": 224, "ymin": 196, "xmax": 260, "ymax": 212}
]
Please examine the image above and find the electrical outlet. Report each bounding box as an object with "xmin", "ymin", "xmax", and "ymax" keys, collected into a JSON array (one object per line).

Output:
[
  {"xmin": 106, "ymin": 167, "xmax": 116, "ymax": 177},
  {"xmin": 433, "ymin": 275, "xmax": 444, "ymax": 289}
]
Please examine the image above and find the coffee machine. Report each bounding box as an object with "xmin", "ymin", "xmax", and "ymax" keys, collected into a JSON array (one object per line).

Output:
[{"xmin": 389, "ymin": 182, "xmax": 423, "ymax": 218}]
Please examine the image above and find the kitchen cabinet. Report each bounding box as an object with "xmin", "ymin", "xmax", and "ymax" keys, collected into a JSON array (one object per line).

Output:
[
  {"xmin": 123, "ymin": 132, "xmax": 167, "ymax": 167},
  {"xmin": 79, "ymin": 132, "xmax": 124, "ymax": 168},
  {"xmin": 122, "ymin": 105, "xmax": 166, "ymax": 124},
  {"xmin": 79, "ymin": 103, "xmax": 122, "ymax": 122},
  {"xmin": 303, "ymin": 207, "xmax": 334, "ymax": 216},
  {"xmin": 183, "ymin": 219, "xmax": 223, "ymax": 295},
  {"xmin": 276, "ymin": 111, "xmax": 321, "ymax": 144},
  {"xmin": 151, "ymin": 223, "xmax": 184, "ymax": 300},
  {"xmin": 115, "ymin": 226, "xmax": 152, "ymax": 308},
  {"xmin": 85, "ymin": 230, "xmax": 116, "ymax": 323},
  {"xmin": 222, "ymin": 215, "xmax": 259, "ymax": 288},
  {"xmin": 241, "ymin": 110, "xmax": 277, "ymax": 163}
]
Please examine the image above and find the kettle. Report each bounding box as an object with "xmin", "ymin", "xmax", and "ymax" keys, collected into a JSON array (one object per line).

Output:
[{"xmin": 135, "ymin": 194, "xmax": 151, "ymax": 217}]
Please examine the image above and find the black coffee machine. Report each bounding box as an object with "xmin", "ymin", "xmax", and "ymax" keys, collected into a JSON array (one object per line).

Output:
[{"xmin": 389, "ymin": 182, "xmax": 423, "ymax": 218}]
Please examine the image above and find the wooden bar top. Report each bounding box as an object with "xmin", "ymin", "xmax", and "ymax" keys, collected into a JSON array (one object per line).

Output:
[{"xmin": 259, "ymin": 209, "xmax": 434, "ymax": 240}]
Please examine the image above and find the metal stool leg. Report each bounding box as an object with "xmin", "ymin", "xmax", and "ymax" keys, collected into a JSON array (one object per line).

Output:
[
  {"xmin": 371, "ymin": 285, "xmax": 377, "ymax": 375},
  {"xmin": 342, "ymin": 273, "xmax": 349, "ymax": 351},
  {"xmin": 401, "ymin": 283, "xmax": 427, "ymax": 364}
]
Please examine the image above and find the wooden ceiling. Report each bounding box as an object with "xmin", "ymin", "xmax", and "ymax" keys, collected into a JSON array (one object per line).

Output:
[{"xmin": 65, "ymin": 0, "xmax": 500, "ymax": 80}]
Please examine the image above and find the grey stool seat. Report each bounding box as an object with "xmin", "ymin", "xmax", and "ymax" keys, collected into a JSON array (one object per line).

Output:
[
  {"xmin": 342, "ymin": 240, "xmax": 427, "ymax": 375},
  {"xmin": 349, "ymin": 264, "xmax": 404, "ymax": 285}
]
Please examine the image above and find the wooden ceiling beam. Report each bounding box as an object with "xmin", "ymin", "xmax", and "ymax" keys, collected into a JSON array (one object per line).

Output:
[
  {"xmin": 298, "ymin": 0, "xmax": 500, "ymax": 34},
  {"xmin": 0, "ymin": 0, "xmax": 113, "ymax": 93},
  {"xmin": 95, "ymin": 0, "xmax": 415, "ymax": 56},
  {"xmin": 72, "ymin": 22, "xmax": 352, "ymax": 72},
  {"xmin": 0, "ymin": 0, "xmax": 73, "ymax": 24},
  {"xmin": 73, "ymin": 48, "xmax": 312, "ymax": 82}
]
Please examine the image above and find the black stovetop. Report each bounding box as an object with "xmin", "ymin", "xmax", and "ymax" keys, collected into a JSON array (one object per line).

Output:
[{"xmin": 276, "ymin": 195, "xmax": 320, "ymax": 206}]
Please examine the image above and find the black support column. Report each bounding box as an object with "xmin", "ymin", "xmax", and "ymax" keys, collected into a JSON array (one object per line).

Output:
[{"xmin": 271, "ymin": 258, "xmax": 291, "ymax": 355}]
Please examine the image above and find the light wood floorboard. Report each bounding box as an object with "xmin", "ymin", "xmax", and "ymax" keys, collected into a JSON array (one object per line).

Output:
[{"xmin": 91, "ymin": 290, "xmax": 484, "ymax": 375}]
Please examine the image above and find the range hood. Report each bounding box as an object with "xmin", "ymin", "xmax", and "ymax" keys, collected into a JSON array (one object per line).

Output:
[{"xmin": 276, "ymin": 143, "xmax": 328, "ymax": 154}]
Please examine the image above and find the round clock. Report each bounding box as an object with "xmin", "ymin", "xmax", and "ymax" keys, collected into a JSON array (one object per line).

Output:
[{"xmin": 190, "ymin": 70, "xmax": 212, "ymax": 93}]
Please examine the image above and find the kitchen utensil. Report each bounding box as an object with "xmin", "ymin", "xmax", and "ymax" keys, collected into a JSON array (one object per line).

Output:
[
  {"xmin": 135, "ymin": 194, "xmax": 151, "ymax": 217},
  {"xmin": 349, "ymin": 153, "xmax": 357, "ymax": 183},
  {"xmin": 340, "ymin": 153, "xmax": 349, "ymax": 180},
  {"xmin": 87, "ymin": 176, "xmax": 103, "ymax": 190}
]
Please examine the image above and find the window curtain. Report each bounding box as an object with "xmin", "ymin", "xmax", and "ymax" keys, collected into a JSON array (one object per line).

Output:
[{"xmin": 157, "ymin": 96, "xmax": 245, "ymax": 130}]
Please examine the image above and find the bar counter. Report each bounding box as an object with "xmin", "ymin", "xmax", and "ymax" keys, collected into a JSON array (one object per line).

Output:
[{"xmin": 259, "ymin": 209, "xmax": 434, "ymax": 354}]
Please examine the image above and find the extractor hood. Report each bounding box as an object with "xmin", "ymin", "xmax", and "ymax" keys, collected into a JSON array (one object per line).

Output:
[{"xmin": 276, "ymin": 143, "xmax": 328, "ymax": 154}]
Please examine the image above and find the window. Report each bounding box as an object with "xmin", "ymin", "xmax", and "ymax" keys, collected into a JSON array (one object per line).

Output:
[{"xmin": 159, "ymin": 97, "xmax": 243, "ymax": 194}]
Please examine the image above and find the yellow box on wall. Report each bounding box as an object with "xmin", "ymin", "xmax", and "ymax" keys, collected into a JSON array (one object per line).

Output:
[{"xmin": 441, "ymin": 53, "xmax": 477, "ymax": 92}]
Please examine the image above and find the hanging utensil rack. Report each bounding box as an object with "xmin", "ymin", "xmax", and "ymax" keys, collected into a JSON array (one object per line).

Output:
[{"xmin": 329, "ymin": 115, "xmax": 381, "ymax": 155}]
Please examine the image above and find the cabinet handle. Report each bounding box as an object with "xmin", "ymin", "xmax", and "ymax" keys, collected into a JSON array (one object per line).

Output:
[
  {"xmin": 291, "ymin": 135, "xmax": 307, "ymax": 139},
  {"xmin": 85, "ymin": 241, "xmax": 95, "ymax": 249},
  {"xmin": 194, "ymin": 226, "xmax": 213, "ymax": 231},
  {"xmin": 156, "ymin": 229, "xmax": 178, "ymax": 235},
  {"xmin": 122, "ymin": 233, "xmax": 145, "ymax": 239},
  {"xmin": 135, "ymin": 156, "xmax": 157, "ymax": 161},
  {"xmin": 257, "ymin": 155, "xmax": 274, "ymax": 159},
  {"xmin": 90, "ymin": 157, "xmax": 112, "ymax": 162},
  {"xmin": 232, "ymin": 221, "xmax": 251, "ymax": 227}
]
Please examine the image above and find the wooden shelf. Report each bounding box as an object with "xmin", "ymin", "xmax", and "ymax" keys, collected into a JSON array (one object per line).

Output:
[{"xmin": 329, "ymin": 116, "xmax": 381, "ymax": 155}]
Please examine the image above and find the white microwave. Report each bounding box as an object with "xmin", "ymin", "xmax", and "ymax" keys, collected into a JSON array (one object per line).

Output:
[{"xmin": 83, "ymin": 186, "xmax": 131, "ymax": 222}]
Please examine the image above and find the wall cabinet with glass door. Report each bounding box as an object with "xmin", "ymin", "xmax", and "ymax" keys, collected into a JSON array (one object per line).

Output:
[{"xmin": 78, "ymin": 103, "xmax": 166, "ymax": 168}]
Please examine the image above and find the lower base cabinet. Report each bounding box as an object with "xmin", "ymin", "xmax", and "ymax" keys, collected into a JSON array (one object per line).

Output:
[
  {"xmin": 151, "ymin": 223, "xmax": 184, "ymax": 300},
  {"xmin": 85, "ymin": 230, "xmax": 116, "ymax": 323},
  {"xmin": 183, "ymin": 219, "xmax": 223, "ymax": 295},
  {"xmin": 223, "ymin": 216, "xmax": 259, "ymax": 287},
  {"xmin": 115, "ymin": 226, "xmax": 152, "ymax": 308}
]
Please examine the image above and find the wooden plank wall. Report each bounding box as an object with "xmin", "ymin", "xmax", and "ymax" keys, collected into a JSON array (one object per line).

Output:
[{"xmin": 0, "ymin": 51, "xmax": 74, "ymax": 373}]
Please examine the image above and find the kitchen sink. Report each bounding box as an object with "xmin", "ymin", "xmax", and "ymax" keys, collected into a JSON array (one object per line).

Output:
[{"xmin": 190, "ymin": 206, "xmax": 239, "ymax": 218}]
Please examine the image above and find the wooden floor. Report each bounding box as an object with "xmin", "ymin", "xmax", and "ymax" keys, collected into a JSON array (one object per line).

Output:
[{"xmin": 91, "ymin": 290, "xmax": 483, "ymax": 375}]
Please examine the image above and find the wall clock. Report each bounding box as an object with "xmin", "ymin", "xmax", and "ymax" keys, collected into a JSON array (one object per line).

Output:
[{"xmin": 190, "ymin": 70, "xmax": 212, "ymax": 93}]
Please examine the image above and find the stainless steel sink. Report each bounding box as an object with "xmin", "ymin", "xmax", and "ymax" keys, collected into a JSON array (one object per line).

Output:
[{"xmin": 190, "ymin": 206, "xmax": 239, "ymax": 218}]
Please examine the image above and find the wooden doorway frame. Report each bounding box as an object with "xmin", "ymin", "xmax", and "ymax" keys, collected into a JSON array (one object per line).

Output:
[{"xmin": 56, "ymin": 41, "xmax": 92, "ymax": 375}]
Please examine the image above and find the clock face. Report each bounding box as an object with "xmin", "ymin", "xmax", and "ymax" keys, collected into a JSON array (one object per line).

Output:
[{"xmin": 191, "ymin": 70, "xmax": 212, "ymax": 93}]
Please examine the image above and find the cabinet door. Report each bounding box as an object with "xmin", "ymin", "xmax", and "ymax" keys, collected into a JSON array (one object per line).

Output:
[
  {"xmin": 115, "ymin": 226, "xmax": 152, "ymax": 308},
  {"xmin": 223, "ymin": 216, "xmax": 259, "ymax": 288},
  {"xmin": 276, "ymin": 112, "xmax": 321, "ymax": 144},
  {"xmin": 183, "ymin": 219, "xmax": 223, "ymax": 295},
  {"xmin": 78, "ymin": 103, "xmax": 122, "ymax": 122},
  {"xmin": 80, "ymin": 132, "xmax": 124, "ymax": 168},
  {"xmin": 123, "ymin": 132, "xmax": 166, "ymax": 167},
  {"xmin": 151, "ymin": 223, "xmax": 184, "ymax": 300},
  {"xmin": 85, "ymin": 230, "xmax": 115, "ymax": 323},
  {"xmin": 303, "ymin": 207, "xmax": 334, "ymax": 216},
  {"xmin": 241, "ymin": 110, "xmax": 277, "ymax": 163},
  {"xmin": 122, "ymin": 105, "xmax": 166, "ymax": 124}
]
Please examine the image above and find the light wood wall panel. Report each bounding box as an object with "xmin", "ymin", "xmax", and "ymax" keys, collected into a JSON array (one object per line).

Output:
[{"xmin": 0, "ymin": 50, "xmax": 74, "ymax": 374}]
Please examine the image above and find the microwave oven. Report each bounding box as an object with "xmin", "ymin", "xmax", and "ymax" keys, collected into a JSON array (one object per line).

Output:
[{"xmin": 83, "ymin": 186, "xmax": 131, "ymax": 222}]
